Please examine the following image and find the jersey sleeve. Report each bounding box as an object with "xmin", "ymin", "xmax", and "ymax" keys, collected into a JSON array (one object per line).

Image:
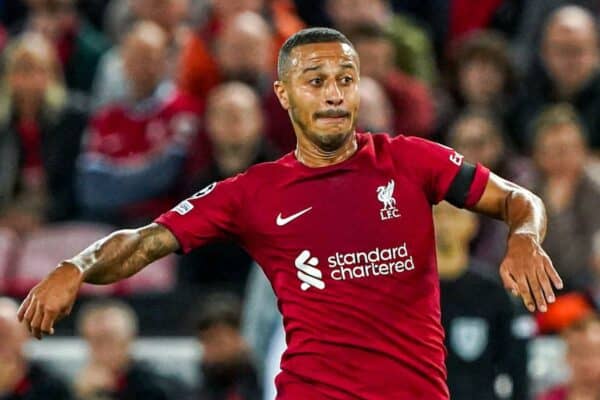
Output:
[
  {"xmin": 394, "ymin": 136, "xmax": 490, "ymax": 207},
  {"xmin": 154, "ymin": 175, "xmax": 245, "ymax": 254}
]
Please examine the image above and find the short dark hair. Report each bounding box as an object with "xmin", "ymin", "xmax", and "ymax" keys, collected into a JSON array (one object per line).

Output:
[
  {"xmin": 195, "ymin": 293, "xmax": 242, "ymax": 333},
  {"xmin": 277, "ymin": 27, "xmax": 355, "ymax": 80}
]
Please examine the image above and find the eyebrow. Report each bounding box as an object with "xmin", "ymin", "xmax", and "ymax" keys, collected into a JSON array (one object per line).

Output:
[{"xmin": 301, "ymin": 62, "xmax": 357, "ymax": 75}]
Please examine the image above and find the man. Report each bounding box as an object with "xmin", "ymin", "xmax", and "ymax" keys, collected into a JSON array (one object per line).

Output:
[
  {"xmin": 448, "ymin": 109, "xmax": 534, "ymax": 270},
  {"xmin": 178, "ymin": 82, "xmax": 277, "ymax": 295},
  {"xmin": 77, "ymin": 21, "xmax": 202, "ymax": 227},
  {"xmin": 537, "ymin": 300, "xmax": 600, "ymax": 400},
  {"xmin": 531, "ymin": 103, "xmax": 600, "ymax": 291},
  {"xmin": 507, "ymin": 5, "xmax": 600, "ymax": 150},
  {"xmin": 434, "ymin": 202, "xmax": 529, "ymax": 400},
  {"xmin": 74, "ymin": 300, "xmax": 176, "ymax": 400},
  {"xmin": 0, "ymin": 297, "xmax": 72, "ymax": 399},
  {"xmin": 194, "ymin": 293, "xmax": 261, "ymax": 400},
  {"xmin": 19, "ymin": 28, "xmax": 562, "ymax": 399}
]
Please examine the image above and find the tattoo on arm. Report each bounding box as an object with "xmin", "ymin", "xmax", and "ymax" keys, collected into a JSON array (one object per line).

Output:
[{"xmin": 65, "ymin": 223, "xmax": 179, "ymax": 284}]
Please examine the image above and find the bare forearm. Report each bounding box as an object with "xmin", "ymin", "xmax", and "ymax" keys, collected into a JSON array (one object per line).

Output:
[
  {"xmin": 65, "ymin": 223, "xmax": 178, "ymax": 284},
  {"xmin": 503, "ymin": 188, "xmax": 547, "ymax": 243},
  {"xmin": 471, "ymin": 174, "xmax": 547, "ymax": 243}
]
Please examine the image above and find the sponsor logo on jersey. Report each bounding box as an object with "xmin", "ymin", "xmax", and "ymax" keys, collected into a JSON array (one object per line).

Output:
[
  {"xmin": 276, "ymin": 207, "xmax": 312, "ymax": 226},
  {"xmin": 377, "ymin": 180, "xmax": 400, "ymax": 221},
  {"xmin": 295, "ymin": 250, "xmax": 325, "ymax": 290},
  {"xmin": 171, "ymin": 182, "xmax": 217, "ymax": 215},
  {"xmin": 295, "ymin": 243, "xmax": 415, "ymax": 290}
]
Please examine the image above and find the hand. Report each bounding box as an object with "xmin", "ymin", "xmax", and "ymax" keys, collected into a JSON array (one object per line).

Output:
[
  {"xmin": 499, "ymin": 234, "xmax": 563, "ymax": 312},
  {"xmin": 17, "ymin": 263, "xmax": 83, "ymax": 339}
]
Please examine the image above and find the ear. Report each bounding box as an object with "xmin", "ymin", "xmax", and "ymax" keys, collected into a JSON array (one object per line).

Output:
[{"xmin": 273, "ymin": 80, "xmax": 290, "ymax": 111}]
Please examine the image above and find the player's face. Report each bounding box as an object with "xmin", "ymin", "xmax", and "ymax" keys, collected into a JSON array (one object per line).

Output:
[{"xmin": 275, "ymin": 42, "xmax": 360, "ymax": 152}]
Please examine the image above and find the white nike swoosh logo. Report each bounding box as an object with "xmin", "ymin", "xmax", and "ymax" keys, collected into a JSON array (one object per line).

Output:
[{"xmin": 276, "ymin": 207, "xmax": 313, "ymax": 226}]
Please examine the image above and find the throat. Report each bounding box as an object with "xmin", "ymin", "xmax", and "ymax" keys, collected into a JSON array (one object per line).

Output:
[{"xmin": 295, "ymin": 132, "xmax": 358, "ymax": 168}]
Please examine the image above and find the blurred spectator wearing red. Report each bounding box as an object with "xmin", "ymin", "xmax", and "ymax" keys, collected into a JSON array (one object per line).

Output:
[
  {"xmin": 434, "ymin": 202, "xmax": 529, "ymax": 400},
  {"xmin": 325, "ymin": 0, "xmax": 437, "ymax": 83},
  {"xmin": 531, "ymin": 104, "xmax": 600, "ymax": 291},
  {"xmin": 448, "ymin": 109, "xmax": 534, "ymax": 269},
  {"xmin": 507, "ymin": 6, "xmax": 600, "ymax": 151},
  {"xmin": 16, "ymin": 0, "xmax": 110, "ymax": 94},
  {"xmin": 0, "ymin": 32, "xmax": 87, "ymax": 235},
  {"xmin": 194, "ymin": 293, "xmax": 262, "ymax": 400},
  {"xmin": 92, "ymin": 0, "xmax": 190, "ymax": 109},
  {"xmin": 537, "ymin": 295, "xmax": 600, "ymax": 400},
  {"xmin": 75, "ymin": 300, "xmax": 177, "ymax": 399},
  {"xmin": 349, "ymin": 25, "xmax": 435, "ymax": 137},
  {"xmin": 179, "ymin": 82, "xmax": 277, "ymax": 297},
  {"xmin": 0, "ymin": 297, "xmax": 73, "ymax": 399},
  {"xmin": 178, "ymin": 0, "xmax": 304, "ymax": 100},
  {"xmin": 76, "ymin": 21, "xmax": 203, "ymax": 227}
]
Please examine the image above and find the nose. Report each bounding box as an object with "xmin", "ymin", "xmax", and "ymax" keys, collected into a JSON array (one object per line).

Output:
[{"xmin": 325, "ymin": 80, "xmax": 343, "ymax": 107}]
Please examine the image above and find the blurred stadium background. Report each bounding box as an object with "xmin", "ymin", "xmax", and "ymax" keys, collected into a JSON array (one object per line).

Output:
[{"xmin": 0, "ymin": 0, "xmax": 600, "ymax": 399}]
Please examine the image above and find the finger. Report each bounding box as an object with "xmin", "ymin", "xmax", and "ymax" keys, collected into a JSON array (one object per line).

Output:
[
  {"xmin": 40, "ymin": 310, "xmax": 56, "ymax": 336},
  {"xmin": 17, "ymin": 294, "xmax": 31, "ymax": 322},
  {"xmin": 23, "ymin": 298, "xmax": 38, "ymax": 333},
  {"xmin": 500, "ymin": 267, "xmax": 519, "ymax": 297},
  {"xmin": 30, "ymin": 303, "xmax": 44, "ymax": 340},
  {"xmin": 528, "ymin": 273, "xmax": 547, "ymax": 313},
  {"xmin": 517, "ymin": 277, "xmax": 535, "ymax": 312},
  {"xmin": 537, "ymin": 263, "xmax": 556, "ymax": 304},
  {"xmin": 544, "ymin": 259, "xmax": 564, "ymax": 290}
]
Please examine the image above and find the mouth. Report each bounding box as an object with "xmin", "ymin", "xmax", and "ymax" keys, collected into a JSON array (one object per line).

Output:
[{"xmin": 314, "ymin": 110, "xmax": 351, "ymax": 123}]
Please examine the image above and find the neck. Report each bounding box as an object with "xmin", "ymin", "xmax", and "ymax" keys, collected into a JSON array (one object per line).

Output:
[
  {"xmin": 295, "ymin": 131, "xmax": 358, "ymax": 168},
  {"xmin": 437, "ymin": 246, "xmax": 469, "ymax": 280}
]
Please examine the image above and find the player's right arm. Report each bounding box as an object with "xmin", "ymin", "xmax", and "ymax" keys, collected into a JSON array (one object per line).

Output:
[{"xmin": 17, "ymin": 223, "xmax": 179, "ymax": 339}]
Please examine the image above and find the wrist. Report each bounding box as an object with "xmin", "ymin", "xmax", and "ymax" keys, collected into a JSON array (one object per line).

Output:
[
  {"xmin": 57, "ymin": 261, "xmax": 85, "ymax": 283},
  {"xmin": 508, "ymin": 230, "xmax": 540, "ymax": 245}
]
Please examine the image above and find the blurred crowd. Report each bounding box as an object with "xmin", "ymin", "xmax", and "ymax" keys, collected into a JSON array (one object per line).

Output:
[{"xmin": 1, "ymin": 0, "xmax": 600, "ymax": 399}]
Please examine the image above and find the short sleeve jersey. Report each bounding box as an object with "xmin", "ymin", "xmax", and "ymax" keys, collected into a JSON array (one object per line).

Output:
[{"xmin": 156, "ymin": 133, "xmax": 490, "ymax": 399}]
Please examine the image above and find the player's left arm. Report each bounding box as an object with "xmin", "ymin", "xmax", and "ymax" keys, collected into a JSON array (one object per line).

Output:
[{"xmin": 467, "ymin": 173, "xmax": 563, "ymax": 313}]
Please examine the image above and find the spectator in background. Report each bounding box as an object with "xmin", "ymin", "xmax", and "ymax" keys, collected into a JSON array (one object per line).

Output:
[
  {"xmin": 448, "ymin": 109, "xmax": 534, "ymax": 269},
  {"xmin": 325, "ymin": 0, "xmax": 437, "ymax": 83},
  {"xmin": 537, "ymin": 307, "xmax": 600, "ymax": 399},
  {"xmin": 358, "ymin": 77, "xmax": 394, "ymax": 133},
  {"xmin": 531, "ymin": 104, "xmax": 600, "ymax": 291},
  {"xmin": 21, "ymin": 0, "xmax": 110, "ymax": 94},
  {"xmin": 507, "ymin": 5, "xmax": 600, "ymax": 150},
  {"xmin": 75, "ymin": 300, "xmax": 176, "ymax": 400},
  {"xmin": 0, "ymin": 33, "xmax": 87, "ymax": 235},
  {"xmin": 0, "ymin": 297, "xmax": 73, "ymax": 399},
  {"xmin": 195, "ymin": 293, "xmax": 262, "ymax": 400},
  {"xmin": 213, "ymin": 12, "xmax": 275, "ymax": 96},
  {"xmin": 349, "ymin": 25, "xmax": 435, "ymax": 137},
  {"xmin": 177, "ymin": 0, "xmax": 304, "ymax": 99},
  {"xmin": 92, "ymin": 0, "xmax": 190, "ymax": 109},
  {"xmin": 445, "ymin": 31, "xmax": 516, "ymax": 134},
  {"xmin": 434, "ymin": 202, "xmax": 528, "ymax": 400},
  {"xmin": 76, "ymin": 21, "xmax": 203, "ymax": 227},
  {"xmin": 179, "ymin": 82, "xmax": 277, "ymax": 296}
]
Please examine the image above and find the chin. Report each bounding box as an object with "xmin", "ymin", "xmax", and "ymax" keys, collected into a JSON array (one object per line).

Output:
[{"xmin": 312, "ymin": 130, "xmax": 352, "ymax": 152}]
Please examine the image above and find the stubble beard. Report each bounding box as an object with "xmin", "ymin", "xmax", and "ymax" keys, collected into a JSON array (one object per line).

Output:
[{"xmin": 290, "ymin": 105, "xmax": 355, "ymax": 153}]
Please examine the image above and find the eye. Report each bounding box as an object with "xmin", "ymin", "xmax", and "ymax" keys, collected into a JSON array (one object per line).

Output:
[
  {"xmin": 309, "ymin": 78, "xmax": 322, "ymax": 86},
  {"xmin": 341, "ymin": 76, "xmax": 354, "ymax": 84}
]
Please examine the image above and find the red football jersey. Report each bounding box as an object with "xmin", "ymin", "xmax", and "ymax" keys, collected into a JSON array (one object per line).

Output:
[{"xmin": 156, "ymin": 132, "xmax": 490, "ymax": 399}]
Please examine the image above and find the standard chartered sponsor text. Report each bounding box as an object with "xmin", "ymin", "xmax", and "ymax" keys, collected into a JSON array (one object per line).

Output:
[{"xmin": 327, "ymin": 242, "xmax": 415, "ymax": 281}]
